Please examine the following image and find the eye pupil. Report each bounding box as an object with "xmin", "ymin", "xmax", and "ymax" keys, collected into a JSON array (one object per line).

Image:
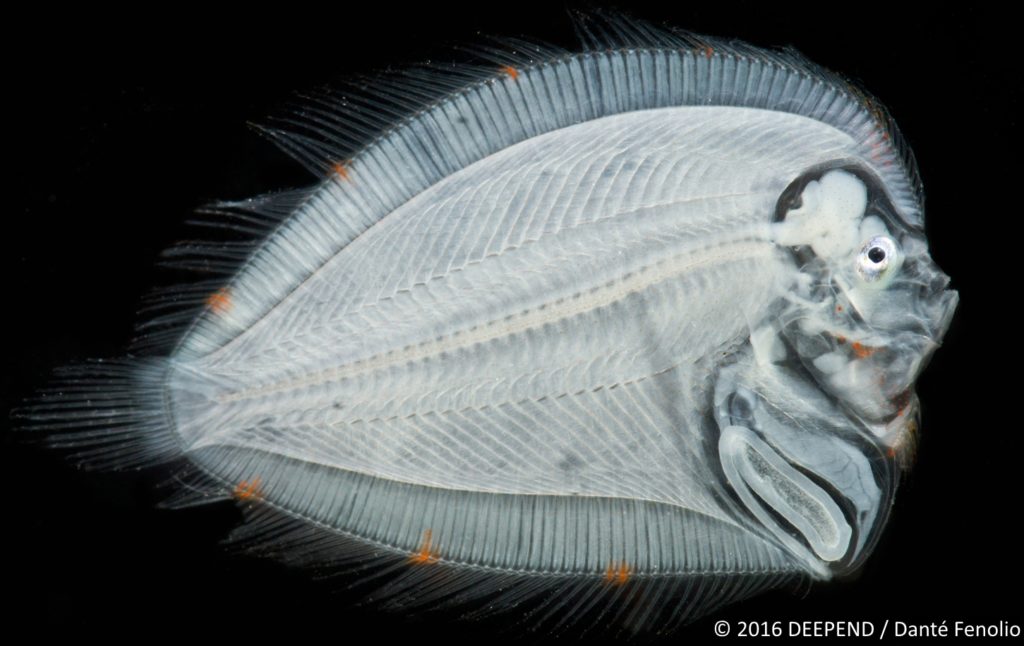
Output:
[{"xmin": 867, "ymin": 247, "xmax": 886, "ymax": 263}]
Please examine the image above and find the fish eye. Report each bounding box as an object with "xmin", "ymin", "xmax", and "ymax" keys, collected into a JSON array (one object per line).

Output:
[{"xmin": 857, "ymin": 236, "xmax": 900, "ymax": 282}]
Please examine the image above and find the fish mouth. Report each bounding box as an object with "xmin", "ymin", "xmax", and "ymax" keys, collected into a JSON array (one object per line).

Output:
[
  {"xmin": 907, "ymin": 260, "xmax": 958, "ymax": 341},
  {"xmin": 930, "ymin": 288, "xmax": 959, "ymax": 342}
]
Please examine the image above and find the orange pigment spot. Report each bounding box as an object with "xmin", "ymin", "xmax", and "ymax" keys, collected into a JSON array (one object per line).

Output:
[
  {"xmin": 233, "ymin": 477, "xmax": 262, "ymax": 501},
  {"xmin": 836, "ymin": 305, "xmax": 844, "ymax": 312},
  {"xmin": 851, "ymin": 342, "xmax": 877, "ymax": 359},
  {"xmin": 869, "ymin": 129, "xmax": 894, "ymax": 166},
  {"xmin": 332, "ymin": 161, "xmax": 351, "ymax": 181},
  {"xmin": 501, "ymin": 65, "xmax": 519, "ymax": 80},
  {"xmin": 604, "ymin": 561, "xmax": 632, "ymax": 586},
  {"xmin": 205, "ymin": 288, "xmax": 232, "ymax": 314},
  {"xmin": 702, "ymin": 45, "xmax": 714, "ymax": 59},
  {"xmin": 409, "ymin": 529, "xmax": 440, "ymax": 565},
  {"xmin": 887, "ymin": 446, "xmax": 897, "ymax": 459},
  {"xmin": 893, "ymin": 390, "xmax": 912, "ymax": 414},
  {"xmin": 835, "ymin": 335, "xmax": 847, "ymax": 345}
]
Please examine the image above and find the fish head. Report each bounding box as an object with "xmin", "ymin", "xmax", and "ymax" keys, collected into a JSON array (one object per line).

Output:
[{"xmin": 773, "ymin": 167, "xmax": 958, "ymax": 452}]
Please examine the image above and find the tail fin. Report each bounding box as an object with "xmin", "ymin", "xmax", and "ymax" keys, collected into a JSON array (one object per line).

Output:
[{"xmin": 14, "ymin": 357, "xmax": 182, "ymax": 471}]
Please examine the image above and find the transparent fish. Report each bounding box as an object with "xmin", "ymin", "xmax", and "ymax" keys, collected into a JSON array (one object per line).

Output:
[{"xmin": 21, "ymin": 17, "xmax": 957, "ymax": 634}]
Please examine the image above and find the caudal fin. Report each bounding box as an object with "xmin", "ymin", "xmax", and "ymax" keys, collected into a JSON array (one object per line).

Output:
[{"xmin": 14, "ymin": 357, "xmax": 182, "ymax": 471}]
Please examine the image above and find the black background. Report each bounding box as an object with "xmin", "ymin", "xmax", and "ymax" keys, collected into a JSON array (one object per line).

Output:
[{"xmin": 5, "ymin": 3, "xmax": 1018, "ymax": 642}]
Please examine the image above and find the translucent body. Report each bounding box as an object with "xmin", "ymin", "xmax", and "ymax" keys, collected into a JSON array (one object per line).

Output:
[
  {"xmin": 27, "ymin": 33, "xmax": 958, "ymax": 632},
  {"xmin": 178, "ymin": 108, "xmax": 846, "ymax": 510}
]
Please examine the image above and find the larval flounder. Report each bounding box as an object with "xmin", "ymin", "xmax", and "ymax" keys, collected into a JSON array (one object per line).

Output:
[{"xmin": 24, "ymin": 19, "xmax": 957, "ymax": 633}]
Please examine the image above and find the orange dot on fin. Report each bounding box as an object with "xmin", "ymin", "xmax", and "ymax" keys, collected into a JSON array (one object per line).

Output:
[
  {"xmin": 603, "ymin": 560, "xmax": 632, "ymax": 586},
  {"xmin": 205, "ymin": 288, "xmax": 232, "ymax": 314},
  {"xmin": 409, "ymin": 528, "xmax": 440, "ymax": 565},
  {"xmin": 233, "ymin": 476, "xmax": 262, "ymax": 501},
  {"xmin": 331, "ymin": 161, "xmax": 351, "ymax": 181},
  {"xmin": 500, "ymin": 65, "xmax": 519, "ymax": 80}
]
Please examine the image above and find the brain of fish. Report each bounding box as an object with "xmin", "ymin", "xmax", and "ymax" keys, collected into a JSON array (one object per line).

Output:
[{"xmin": 23, "ymin": 18, "xmax": 957, "ymax": 634}]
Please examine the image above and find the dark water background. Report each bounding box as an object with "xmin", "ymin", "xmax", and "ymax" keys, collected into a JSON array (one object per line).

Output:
[{"xmin": 5, "ymin": 3, "xmax": 1015, "ymax": 642}]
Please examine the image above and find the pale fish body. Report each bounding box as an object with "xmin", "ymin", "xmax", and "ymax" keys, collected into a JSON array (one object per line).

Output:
[{"xmin": 26, "ymin": 21, "xmax": 957, "ymax": 633}]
